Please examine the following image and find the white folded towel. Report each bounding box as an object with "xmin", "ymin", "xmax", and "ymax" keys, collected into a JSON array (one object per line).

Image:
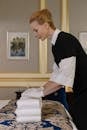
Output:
[
  {"xmin": 16, "ymin": 98, "xmax": 42, "ymax": 109},
  {"xmin": 15, "ymin": 108, "xmax": 41, "ymax": 116},
  {"xmin": 21, "ymin": 87, "xmax": 44, "ymax": 98},
  {"xmin": 16, "ymin": 116, "xmax": 41, "ymax": 123},
  {"xmin": 15, "ymin": 88, "xmax": 43, "ymax": 123}
]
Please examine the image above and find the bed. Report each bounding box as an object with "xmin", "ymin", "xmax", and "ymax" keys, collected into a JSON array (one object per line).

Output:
[{"xmin": 0, "ymin": 99, "xmax": 77, "ymax": 130}]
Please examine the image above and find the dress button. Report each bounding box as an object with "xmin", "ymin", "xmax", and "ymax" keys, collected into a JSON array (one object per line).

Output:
[{"xmin": 54, "ymin": 92, "xmax": 58, "ymax": 96}]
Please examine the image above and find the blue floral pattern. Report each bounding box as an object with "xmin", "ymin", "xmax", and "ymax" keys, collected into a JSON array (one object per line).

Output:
[{"xmin": 0, "ymin": 99, "xmax": 74, "ymax": 130}]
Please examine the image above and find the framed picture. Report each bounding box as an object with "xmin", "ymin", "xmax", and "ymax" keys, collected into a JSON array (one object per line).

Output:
[
  {"xmin": 7, "ymin": 32, "xmax": 29, "ymax": 59},
  {"xmin": 79, "ymin": 32, "xmax": 87, "ymax": 54}
]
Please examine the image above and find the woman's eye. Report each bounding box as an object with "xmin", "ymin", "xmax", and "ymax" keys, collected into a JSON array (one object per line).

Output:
[{"xmin": 34, "ymin": 29, "xmax": 38, "ymax": 32}]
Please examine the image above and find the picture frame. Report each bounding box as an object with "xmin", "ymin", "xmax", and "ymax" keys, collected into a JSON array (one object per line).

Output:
[
  {"xmin": 79, "ymin": 32, "xmax": 87, "ymax": 54},
  {"xmin": 7, "ymin": 32, "xmax": 29, "ymax": 59}
]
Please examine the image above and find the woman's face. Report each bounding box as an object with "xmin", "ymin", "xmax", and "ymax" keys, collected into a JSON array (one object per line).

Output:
[{"xmin": 30, "ymin": 21, "xmax": 49, "ymax": 41}]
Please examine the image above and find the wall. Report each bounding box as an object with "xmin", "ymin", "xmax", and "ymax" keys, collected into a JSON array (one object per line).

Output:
[
  {"xmin": 0, "ymin": 0, "xmax": 40, "ymax": 73},
  {"xmin": 69, "ymin": 0, "xmax": 87, "ymax": 38}
]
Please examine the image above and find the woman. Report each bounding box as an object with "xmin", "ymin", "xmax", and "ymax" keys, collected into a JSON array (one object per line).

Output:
[{"xmin": 28, "ymin": 9, "xmax": 87, "ymax": 130}]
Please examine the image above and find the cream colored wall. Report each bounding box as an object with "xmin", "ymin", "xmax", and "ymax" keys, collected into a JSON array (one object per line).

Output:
[
  {"xmin": 69, "ymin": 0, "xmax": 87, "ymax": 38},
  {"xmin": 0, "ymin": 0, "xmax": 40, "ymax": 73}
]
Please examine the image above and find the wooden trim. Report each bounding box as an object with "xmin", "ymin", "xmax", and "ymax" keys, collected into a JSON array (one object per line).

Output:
[
  {"xmin": 39, "ymin": 0, "xmax": 48, "ymax": 73},
  {"xmin": 61, "ymin": 0, "xmax": 69, "ymax": 32},
  {"xmin": 0, "ymin": 73, "xmax": 50, "ymax": 87}
]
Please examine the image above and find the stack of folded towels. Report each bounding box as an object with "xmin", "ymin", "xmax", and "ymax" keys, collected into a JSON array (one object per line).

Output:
[{"xmin": 15, "ymin": 87, "xmax": 44, "ymax": 123}]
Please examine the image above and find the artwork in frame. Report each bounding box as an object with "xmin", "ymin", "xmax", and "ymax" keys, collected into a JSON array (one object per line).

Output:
[
  {"xmin": 7, "ymin": 32, "xmax": 29, "ymax": 59},
  {"xmin": 79, "ymin": 32, "xmax": 87, "ymax": 54}
]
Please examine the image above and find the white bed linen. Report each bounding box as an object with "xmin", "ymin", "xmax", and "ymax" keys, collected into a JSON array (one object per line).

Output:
[
  {"xmin": 0, "ymin": 100, "xmax": 10, "ymax": 109},
  {"xmin": 65, "ymin": 108, "xmax": 78, "ymax": 130}
]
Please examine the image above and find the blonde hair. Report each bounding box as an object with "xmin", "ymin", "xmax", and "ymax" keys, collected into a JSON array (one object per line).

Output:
[{"xmin": 29, "ymin": 9, "xmax": 56, "ymax": 30}]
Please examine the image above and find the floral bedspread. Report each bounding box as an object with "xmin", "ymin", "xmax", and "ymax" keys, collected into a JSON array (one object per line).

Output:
[{"xmin": 0, "ymin": 99, "xmax": 75, "ymax": 130}]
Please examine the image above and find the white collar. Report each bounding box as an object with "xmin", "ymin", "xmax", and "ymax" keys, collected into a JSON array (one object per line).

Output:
[{"xmin": 51, "ymin": 29, "xmax": 61, "ymax": 45}]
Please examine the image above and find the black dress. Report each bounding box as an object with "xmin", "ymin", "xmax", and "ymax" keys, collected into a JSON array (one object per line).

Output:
[{"xmin": 52, "ymin": 31, "xmax": 87, "ymax": 130}]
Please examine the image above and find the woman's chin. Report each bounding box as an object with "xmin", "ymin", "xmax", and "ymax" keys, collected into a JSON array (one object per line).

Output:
[{"xmin": 40, "ymin": 38, "xmax": 46, "ymax": 41}]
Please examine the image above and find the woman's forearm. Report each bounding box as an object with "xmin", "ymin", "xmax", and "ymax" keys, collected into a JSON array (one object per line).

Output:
[{"xmin": 43, "ymin": 81, "xmax": 63, "ymax": 97}]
